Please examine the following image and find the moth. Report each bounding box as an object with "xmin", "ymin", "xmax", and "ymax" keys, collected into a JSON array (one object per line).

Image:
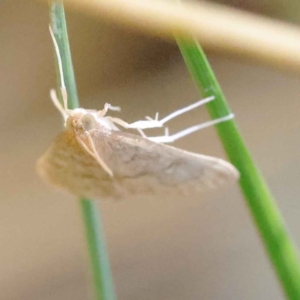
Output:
[{"xmin": 37, "ymin": 27, "xmax": 239, "ymax": 200}]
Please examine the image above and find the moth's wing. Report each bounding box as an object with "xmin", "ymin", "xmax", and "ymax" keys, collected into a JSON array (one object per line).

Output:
[
  {"xmin": 95, "ymin": 129, "xmax": 239, "ymax": 187},
  {"xmin": 37, "ymin": 127, "xmax": 239, "ymax": 200}
]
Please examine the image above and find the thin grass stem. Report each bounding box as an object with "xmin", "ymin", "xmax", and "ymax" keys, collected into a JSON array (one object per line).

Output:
[
  {"xmin": 175, "ymin": 36, "xmax": 300, "ymax": 300},
  {"xmin": 49, "ymin": 1, "xmax": 116, "ymax": 299}
]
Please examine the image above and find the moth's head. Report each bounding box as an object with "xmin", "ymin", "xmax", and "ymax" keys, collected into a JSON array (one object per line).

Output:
[{"xmin": 66, "ymin": 109, "xmax": 98, "ymax": 132}]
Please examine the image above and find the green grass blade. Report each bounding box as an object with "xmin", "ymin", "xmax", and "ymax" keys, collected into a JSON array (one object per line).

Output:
[
  {"xmin": 81, "ymin": 199, "xmax": 116, "ymax": 300},
  {"xmin": 49, "ymin": 2, "xmax": 116, "ymax": 299},
  {"xmin": 175, "ymin": 36, "xmax": 300, "ymax": 299}
]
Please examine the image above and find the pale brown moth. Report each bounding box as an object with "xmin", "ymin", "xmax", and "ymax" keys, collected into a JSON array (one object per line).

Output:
[{"xmin": 37, "ymin": 27, "xmax": 239, "ymax": 200}]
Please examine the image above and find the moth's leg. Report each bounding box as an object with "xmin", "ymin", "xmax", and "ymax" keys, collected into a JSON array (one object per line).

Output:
[
  {"xmin": 145, "ymin": 112, "xmax": 159, "ymax": 121},
  {"xmin": 147, "ymin": 113, "xmax": 234, "ymax": 143},
  {"xmin": 164, "ymin": 127, "xmax": 170, "ymax": 136},
  {"xmin": 50, "ymin": 89, "xmax": 68, "ymax": 121},
  {"xmin": 136, "ymin": 128, "xmax": 147, "ymax": 138},
  {"xmin": 106, "ymin": 116, "xmax": 163, "ymax": 130},
  {"xmin": 93, "ymin": 115, "xmax": 121, "ymax": 131},
  {"xmin": 102, "ymin": 119, "xmax": 147, "ymax": 137},
  {"xmin": 76, "ymin": 134, "xmax": 113, "ymax": 177},
  {"xmin": 115, "ymin": 97, "xmax": 215, "ymax": 130},
  {"xmin": 105, "ymin": 117, "xmax": 130, "ymax": 128},
  {"xmin": 159, "ymin": 96, "xmax": 215, "ymax": 124},
  {"xmin": 105, "ymin": 119, "xmax": 120, "ymax": 131},
  {"xmin": 97, "ymin": 104, "xmax": 122, "ymax": 130},
  {"xmin": 105, "ymin": 103, "xmax": 121, "ymax": 112},
  {"xmin": 98, "ymin": 103, "xmax": 121, "ymax": 117}
]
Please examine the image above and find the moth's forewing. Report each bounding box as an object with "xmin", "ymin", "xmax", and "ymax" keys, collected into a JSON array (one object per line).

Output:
[{"xmin": 37, "ymin": 124, "xmax": 239, "ymax": 200}]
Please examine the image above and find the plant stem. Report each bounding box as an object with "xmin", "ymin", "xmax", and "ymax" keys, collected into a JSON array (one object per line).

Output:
[
  {"xmin": 81, "ymin": 199, "xmax": 116, "ymax": 300},
  {"xmin": 175, "ymin": 36, "xmax": 300, "ymax": 300},
  {"xmin": 49, "ymin": 2, "xmax": 116, "ymax": 299}
]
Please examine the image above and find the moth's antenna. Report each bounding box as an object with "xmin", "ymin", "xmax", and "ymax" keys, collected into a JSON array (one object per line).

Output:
[{"xmin": 49, "ymin": 25, "xmax": 68, "ymax": 111}]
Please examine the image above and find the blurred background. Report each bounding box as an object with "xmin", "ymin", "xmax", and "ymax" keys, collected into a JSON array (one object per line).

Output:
[{"xmin": 1, "ymin": 0, "xmax": 300, "ymax": 299}]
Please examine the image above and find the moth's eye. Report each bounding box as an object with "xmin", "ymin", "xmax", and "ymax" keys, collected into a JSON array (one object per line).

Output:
[{"xmin": 81, "ymin": 113, "xmax": 97, "ymax": 131}]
